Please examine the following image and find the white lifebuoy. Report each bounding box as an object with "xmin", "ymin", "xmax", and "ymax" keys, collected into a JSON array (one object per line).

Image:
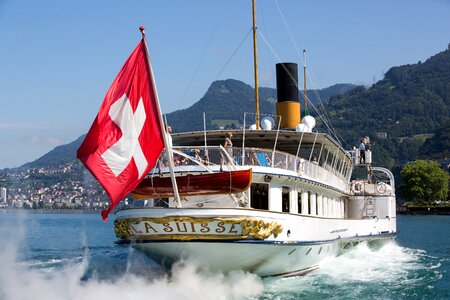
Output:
[{"xmin": 376, "ymin": 182, "xmax": 387, "ymax": 193}]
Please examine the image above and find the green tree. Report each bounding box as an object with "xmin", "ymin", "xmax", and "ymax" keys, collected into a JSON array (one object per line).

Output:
[{"xmin": 400, "ymin": 160, "xmax": 449, "ymax": 203}]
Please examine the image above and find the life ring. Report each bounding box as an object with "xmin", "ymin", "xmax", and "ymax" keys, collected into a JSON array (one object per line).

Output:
[{"xmin": 376, "ymin": 182, "xmax": 387, "ymax": 193}]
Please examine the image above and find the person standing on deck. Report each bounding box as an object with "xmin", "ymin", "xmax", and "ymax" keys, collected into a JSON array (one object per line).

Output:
[
  {"xmin": 224, "ymin": 132, "xmax": 234, "ymax": 157},
  {"xmin": 359, "ymin": 139, "xmax": 366, "ymax": 164},
  {"xmin": 221, "ymin": 132, "xmax": 233, "ymax": 170},
  {"xmin": 224, "ymin": 132, "xmax": 233, "ymax": 148}
]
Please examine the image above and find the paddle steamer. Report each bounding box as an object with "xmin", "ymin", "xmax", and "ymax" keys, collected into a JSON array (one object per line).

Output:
[
  {"xmin": 113, "ymin": 68, "xmax": 396, "ymax": 277},
  {"xmin": 112, "ymin": 2, "xmax": 397, "ymax": 277}
]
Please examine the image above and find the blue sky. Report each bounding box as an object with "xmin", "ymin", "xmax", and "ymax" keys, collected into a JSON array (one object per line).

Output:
[{"xmin": 0, "ymin": 0, "xmax": 449, "ymax": 169}]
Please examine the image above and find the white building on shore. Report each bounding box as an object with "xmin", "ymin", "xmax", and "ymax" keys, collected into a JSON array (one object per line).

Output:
[{"xmin": 0, "ymin": 187, "xmax": 7, "ymax": 203}]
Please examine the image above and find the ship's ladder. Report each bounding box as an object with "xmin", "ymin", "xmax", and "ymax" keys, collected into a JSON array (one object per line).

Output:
[{"xmin": 364, "ymin": 196, "xmax": 375, "ymax": 218}]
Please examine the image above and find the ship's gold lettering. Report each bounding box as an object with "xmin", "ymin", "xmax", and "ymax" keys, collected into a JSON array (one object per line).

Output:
[
  {"xmin": 228, "ymin": 223, "xmax": 239, "ymax": 234},
  {"xmin": 144, "ymin": 222, "xmax": 158, "ymax": 233},
  {"xmin": 130, "ymin": 224, "xmax": 141, "ymax": 233},
  {"xmin": 200, "ymin": 223, "xmax": 210, "ymax": 233},
  {"xmin": 215, "ymin": 222, "xmax": 226, "ymax": 233},
  {"xmin": 190, "ymin": 222, "xmax": 196, "ymax": 233},
  {"xmin": 163, "ymin": 223, "xmax": 173, "ymax": 232},
  {"xmin": 176, "ymin": 222, "xmax": 188, "ymax": 232}
]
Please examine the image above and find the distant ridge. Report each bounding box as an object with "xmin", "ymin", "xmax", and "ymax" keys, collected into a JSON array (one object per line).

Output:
[
  {"xmin": 20, "ymin": 135, "xmax": 85, "ymax": 169},
  {"xmin": 166, "ymin": 79, "xmax": 356, "ymax": 133}
]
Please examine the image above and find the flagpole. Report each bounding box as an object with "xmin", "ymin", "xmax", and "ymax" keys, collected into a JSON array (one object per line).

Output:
[{"xmin": 139, "ymin": 26, "xmax": 182, "ymax": 207}]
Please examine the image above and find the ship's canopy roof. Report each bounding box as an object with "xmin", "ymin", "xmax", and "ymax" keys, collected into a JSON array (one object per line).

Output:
[{"xmin": 172, "ymin": 129, "xmax": 351, "ymax": 159}]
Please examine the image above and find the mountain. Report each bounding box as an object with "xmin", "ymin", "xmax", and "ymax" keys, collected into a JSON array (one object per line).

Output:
[
  {"xmin": 324, "ymin": 46, "xmax": 450, "ymax": 167},
  {"xmin": 21, "ymin": 135, "xmax": 85, "ymax": 169},
  {"xmin": 166, "ymin": 79, "xmax": 356, "ymax": 132}
]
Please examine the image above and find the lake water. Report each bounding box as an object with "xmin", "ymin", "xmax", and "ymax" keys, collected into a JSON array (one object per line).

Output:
[{"xmin": 0, "ymin": 212, "xmax": 449, "ymax": 300}]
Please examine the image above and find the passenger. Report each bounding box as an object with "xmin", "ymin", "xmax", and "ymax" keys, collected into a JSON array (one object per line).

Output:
[
  {"xmin": 173, "ymin": 155, "xmax": 180, "ymax": 166},
  {"xmin": 166, "ymin": 125, "xmax": 173, "ymax": 148},
  {"xmin": 298, "ymin": 158, "xmax": 305, "ymax": 175},
  {"xmin": 312, "ymin": 155, "xmax": 318, "ymax": 164},
  {"xmin": 224, "ymin": 132, "xmax": 233, "ymax": 148},
  {"xmin": 163, "ymin": 125, "xmax": 176, "ymax": 165},
  {"xmin": 193, "ymin": 149, "xmax": 201, "ymax": 160},
  {"xmin": 203, "ymin": 154, "xmax": 210, "ymax": 165},
  {"xmin": 221, "ymin": 132, "xmax": 234, "ymax": 168},
  {"xmin": 180, "ymin": 155, "xmax": 189, "ymax": 165},
  {"xmin": 274, "ymin": 156, "xmax": 285, "ymax": 168},
  {"xmin": 359, "ymin": 139, "xmax": 366, "ymax": 164},
  {"xmin": 250, "ymin": 151, "xmax": 259, "ymax": 165}
]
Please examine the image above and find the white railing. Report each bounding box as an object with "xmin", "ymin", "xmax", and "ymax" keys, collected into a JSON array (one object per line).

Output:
[{"xmin": 161, "ymin": 146, "xmax": 349, "ymax": 192}]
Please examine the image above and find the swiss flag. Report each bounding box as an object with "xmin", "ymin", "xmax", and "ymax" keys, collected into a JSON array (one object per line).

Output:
[{"xmin": 77, "ymin": 38, "xmax": 164, "ymax": 221}]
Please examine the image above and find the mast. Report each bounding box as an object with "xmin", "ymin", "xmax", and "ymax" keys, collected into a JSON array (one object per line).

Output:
[
  {"xmin": 303, "ymin": 49, "xmax": 308, "ymax": 115},
  {"xmin": 252, "ymin": 0, "xmax": 260, "ymax": 129}
]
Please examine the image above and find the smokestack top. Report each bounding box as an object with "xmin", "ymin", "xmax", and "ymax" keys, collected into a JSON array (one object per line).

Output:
[{"xmin": 276, "ymin": 63, "xmax": 298, "ymax": 102}]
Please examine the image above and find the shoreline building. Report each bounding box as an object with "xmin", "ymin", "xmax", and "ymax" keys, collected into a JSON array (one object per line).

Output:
[{"xmin": 1, "ymin": 187, "xmax": 7, "ymax": 203}]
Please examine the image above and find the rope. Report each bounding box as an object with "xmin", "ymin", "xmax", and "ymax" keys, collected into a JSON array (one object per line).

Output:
[
  {"xmin": 178, "ymin": 0, "xmax": 228, "ymax": 109},
  {"xmin": 274, "ymin": 0, "xmax": 304, "ymax": 65},
  {"xmin": 258, "ymin": 31, "xmax": 299, "ymax": 89},
  {"xmin": 306, "ymin": 68, "xmax": 351, "ymax": 148},
  {"xmin": 214, "ymin": 28, "xmax": 253, "ymax": 80},
  {"xmin": 271, "ymin": 0, "xmax": 351, "ymax": 149}
]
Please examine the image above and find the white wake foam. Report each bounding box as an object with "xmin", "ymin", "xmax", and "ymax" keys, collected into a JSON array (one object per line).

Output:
[
  {"xmin": 261, "ymin": 241, "xmax": 440, "ymax": 298},
  {"xmin": 0, "ymin": 217, "xmax": 263, "ymax": 300},
  {"xmin": 317, "ymin": 241, "xmax": 428, "ymax": 282}
]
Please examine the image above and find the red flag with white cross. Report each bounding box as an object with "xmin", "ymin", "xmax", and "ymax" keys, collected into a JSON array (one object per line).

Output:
[{"xmin": 77, "ymin": 37, "xmax": 164, "ymax": 221}]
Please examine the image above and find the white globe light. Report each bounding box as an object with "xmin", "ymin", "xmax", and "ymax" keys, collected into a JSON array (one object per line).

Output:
[
  {"xmin": 295, "ymin": 123, "xmax": 310, "ymax": 132},
  {"xmin": 249, "ymin": 124, "xmax": 257, "ymax": 130},
  {"xmin": 302, "ymin": 115, "xmax": 316, "ymax": 131},
  {"xmin": 261, "ymin": 117, "xmax": 275, "ymax": 130}
]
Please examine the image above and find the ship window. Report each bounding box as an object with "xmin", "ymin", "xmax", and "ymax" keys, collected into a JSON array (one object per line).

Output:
[
  {"xmin": 306, "ymin": 248, "xmax": 312, "ymax": 255},
  {"xmin": 154, "ymin": 198, "xmax": 169, "ymax": 208},
  {"xmin": 297, "ymin": 191, "xmax": 302, "ymax": 214},
  {"xmin": 250, "ymin": 183, "xmax": 269, "ymax": 210},
  {"xmin": 282, "ymin": 186, "xmax": 290, "ymax": 212},
  {"xmin": 308, "ymin": 191, "xmax": 312, "ymax": 214},
  {"xmin": 315, "ymin": 193, "xmax": 319, "ymax": 215}
]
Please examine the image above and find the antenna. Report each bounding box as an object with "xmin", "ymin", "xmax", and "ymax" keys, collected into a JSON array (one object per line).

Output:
[
  {"xmin": 252, "ymin": 0, "xmax": 260, "ymax": 129},
  {"xmin": 303, "ymin": 49, "xmax": 308, "ymax": 115}
]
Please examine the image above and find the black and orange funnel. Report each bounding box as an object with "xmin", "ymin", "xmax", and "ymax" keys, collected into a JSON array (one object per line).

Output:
[{"xmin": 276, "ymin": 63, "xmax": 300, "ymax": 129}]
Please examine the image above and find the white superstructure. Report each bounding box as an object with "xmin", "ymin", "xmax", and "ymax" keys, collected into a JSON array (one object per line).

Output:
[{"xmin": 114, "ymin": 129, "xmax": 397, "ymax": 277}]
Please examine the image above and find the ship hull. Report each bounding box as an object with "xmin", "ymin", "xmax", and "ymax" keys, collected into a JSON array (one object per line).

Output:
[{"xmin": 113, "ymin": 207, "xmax": 396, "ymax": 276}]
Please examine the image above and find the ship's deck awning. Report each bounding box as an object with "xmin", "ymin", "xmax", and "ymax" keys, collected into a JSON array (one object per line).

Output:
[{"xmin": 172, "ymin": 129, "xmax": 351, "ymax": 159}]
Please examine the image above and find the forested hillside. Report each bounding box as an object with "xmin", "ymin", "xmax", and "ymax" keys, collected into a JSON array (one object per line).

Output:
[
  {"xmin": 166, "ymin": 79, "xmax": 355, "ymax": 133},
  {"xmin": 324, "ymin": 47, "xmax": 450, "ymax": 168}
]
